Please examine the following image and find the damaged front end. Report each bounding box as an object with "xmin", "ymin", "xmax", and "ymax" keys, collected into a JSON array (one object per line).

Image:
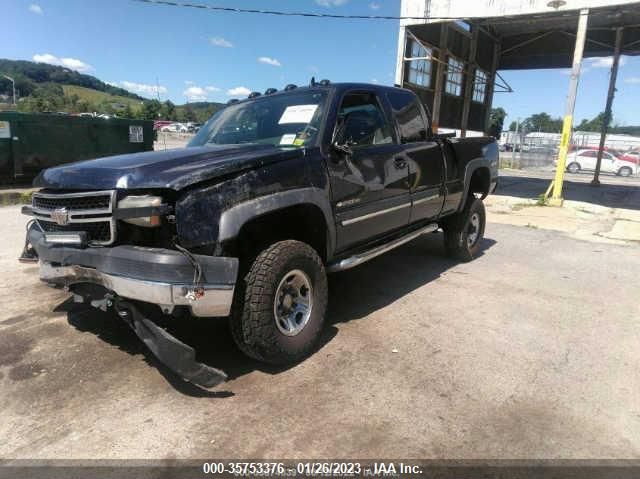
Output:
[{"xmin": 22, "ymin": 189, "xmax": 238, "ymax": 390}]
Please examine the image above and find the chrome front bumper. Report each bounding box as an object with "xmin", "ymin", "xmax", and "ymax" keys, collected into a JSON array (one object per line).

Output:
[
  {"xmin": 28, "ymin": 226, "xmax": 238, "ymax": 318},
  {"xmin": 40, "ymin": 262, "xmax": 235, "ymax": 317}
]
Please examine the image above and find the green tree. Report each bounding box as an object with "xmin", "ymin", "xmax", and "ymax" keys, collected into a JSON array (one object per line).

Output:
[
  {"xmin": 161, "ymin": 100, "xmax": 176, "ymax": 120},
  {"xmin": 577, "ymin": 112, "xmax": 610, "ymax": 132},
  {"xmin": 122, "ymin": 104, "xmax": 134, "ymax": 119},
  {"xmin": 508, "ymin": 120, "xmax": 518, "ymax": 131},
  {"xmin": 487, "ymin": 107, "xmax": 507, "ymax": 139},
  {"xmin": 521, "ymin": 112, "xmax": 563, "ymax": 133},
  {"xmin": 139, "ymin": 99, "xmax": 162, "ymax": 120}
]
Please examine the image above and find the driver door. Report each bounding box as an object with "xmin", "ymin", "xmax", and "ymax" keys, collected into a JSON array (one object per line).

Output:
[{"xmin": 326, "ymin": 91, "xmax": 410, "ymax": 251}]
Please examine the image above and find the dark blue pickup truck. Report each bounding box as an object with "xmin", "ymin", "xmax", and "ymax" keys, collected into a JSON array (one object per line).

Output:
[{"xmin": 22, "ymin": 81, "xmax": 498, "ymax": 388}]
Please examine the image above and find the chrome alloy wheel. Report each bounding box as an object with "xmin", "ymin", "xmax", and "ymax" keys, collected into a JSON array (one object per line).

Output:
[
  {"xmin": 273, "ymin": 269, "xmax": 313, "ymax": 336},
  {"xmin": 467, "ymin": 212, "xmax": 481, "ymax": 248}
]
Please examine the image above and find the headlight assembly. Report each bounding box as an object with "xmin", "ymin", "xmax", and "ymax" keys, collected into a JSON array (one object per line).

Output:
[{"xmin": 117, "ymin": 195, "xmax": 163, "ymax": 227}]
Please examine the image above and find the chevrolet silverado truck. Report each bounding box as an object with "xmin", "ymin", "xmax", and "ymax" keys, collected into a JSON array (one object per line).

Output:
[{"xmin": 21, "ymin": 81, "xmax": 498, "ymax": 388}]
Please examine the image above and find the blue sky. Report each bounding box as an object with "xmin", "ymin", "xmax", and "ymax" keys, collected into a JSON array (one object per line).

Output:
[{"xmin": 5, "ymin": 0, "xmax": 640, "ymax": 125}]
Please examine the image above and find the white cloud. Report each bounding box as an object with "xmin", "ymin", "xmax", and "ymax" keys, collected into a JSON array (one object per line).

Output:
[
  {"xmin": 105, "ymin": 81, "xmax": 120, "ymax": 87},
  {"xmin": 183, "ymin": 86, "xmax": 207, "ymax": 101},
  {"xmin": 315, "ymin": 0, "xmax": 348, "ymax": 6},
  {"xmin": 205, "ymin": 86, "xmax": 221, "ymax": 92},
  {"xmin": 586, "ymin": 56, "xmax": 627, "ymax": 68},
  {"xmin": 624, "ymin": 77, "xmax": 640, "ymax": 84},
  {"xmin": 32, "ymin": 53, "xmax": 93, "ymax": 72},
  {"xmin": 29, "ymin": 4, "xmax": 43, "ymax": 14},
  {"xmin": 120, "ymin": 81, "xmax": 168, "ymax": 97},
  {"xmin": 371, "ymin": 78, "xmax": 379, "ymax": 84},
  {"xmin": 184, "ymin": 80, "xmax": 195, "ymax": 86},
  {"xmin": 369, "ymin": 2, "xmax": 381, "ymax": 10},
  {"xmin": 258, "ymin": 56, "xmax": 282, "ymax": 67},
  {"xmin": 210, "ymin": 37, "xmax": 233, "ymax": 48},
  {"xmin": 227, "ymin": 86, "xmax": 251, "ymax": 96}
]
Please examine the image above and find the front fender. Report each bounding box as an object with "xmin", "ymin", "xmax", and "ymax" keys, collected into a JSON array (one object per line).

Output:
[{"xmin": 218, "ymin": 187, "xmax": 336, "ymax": 259}]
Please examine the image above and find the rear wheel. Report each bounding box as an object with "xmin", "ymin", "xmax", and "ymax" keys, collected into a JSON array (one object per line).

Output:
[
  {"xmin": 230, "ymin": 240, "xmax": 328, "ymax": 365},
  {"xmin": 442, "ymin": 197, "xmax": 486, "ymax": 262},
  {"xmin": 618, "ymin": 166, "xmax": 633, "ymax": 177},
  {"xmin": 567, "ymin": 162, "xmax": 581, "ymax": 174}
]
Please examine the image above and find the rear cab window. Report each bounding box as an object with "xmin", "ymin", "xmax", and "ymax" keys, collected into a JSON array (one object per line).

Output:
[{"xmin": 386, "ymin": 90, "xmax": 428, "ymax": 143}]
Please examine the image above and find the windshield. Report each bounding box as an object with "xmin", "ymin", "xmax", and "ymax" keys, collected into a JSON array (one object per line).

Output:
[{"xmin": 188, "ymin": 90, "xmax": 328, "ymax": 148}]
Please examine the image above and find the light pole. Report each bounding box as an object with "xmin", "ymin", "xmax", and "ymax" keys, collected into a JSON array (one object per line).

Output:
[{"xmin": 2, "ymin": 74, "xmax": 16, "ymax": 106}]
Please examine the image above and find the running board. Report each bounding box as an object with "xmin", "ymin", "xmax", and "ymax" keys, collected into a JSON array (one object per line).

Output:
[{"xmin": 327, "ymin": 223, "xmax": 439, "ymax": 273}]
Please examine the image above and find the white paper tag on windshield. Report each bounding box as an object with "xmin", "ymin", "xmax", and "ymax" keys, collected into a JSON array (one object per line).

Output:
[
  {"xmin": 279, "ymin": 134, "xmax": 297, "ymax": 145},
  {"xmin": 278, "ymin": 104, "xmax": 318, "ymax": 124}
]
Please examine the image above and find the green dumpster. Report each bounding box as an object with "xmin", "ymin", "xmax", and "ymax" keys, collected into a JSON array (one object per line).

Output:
[{"xmin": 0, "ymin": 112, "xmax": 154, "ymax": 183}]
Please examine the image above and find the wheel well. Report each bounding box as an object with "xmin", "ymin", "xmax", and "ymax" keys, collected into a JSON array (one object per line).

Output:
[
  {"xmin": 469, "ymin": 167, "xmax": 491, "ymax": 199},
  {"xmin": 222, "ymin": 204, "xmax": 329, "ymax": 264}
]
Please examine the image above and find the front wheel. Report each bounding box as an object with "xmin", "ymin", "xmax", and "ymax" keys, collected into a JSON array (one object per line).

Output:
[
  {"xmin": 567, "ymin": 162, "xmax": 581, "ymax": 174},
  {"xmin": 442, "ymin": 197, "xmax": 486, "ymax": 262},
  {"xmin": 230, "ymin": 240, "xmax": 328, "ymax": 365},
  {"xmin": 618, "ymin": 166, "xmax": 633, "ymax": 177}
]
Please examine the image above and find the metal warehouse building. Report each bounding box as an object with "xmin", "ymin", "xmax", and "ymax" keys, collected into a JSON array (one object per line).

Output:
[{"xmin": 395, "ymin": 0, "xmax": 640, "ymax": 137}]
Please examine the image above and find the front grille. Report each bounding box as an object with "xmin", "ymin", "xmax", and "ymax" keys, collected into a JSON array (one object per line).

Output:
[
  {"xmin": 32, "ymin": 190, "xmax": 116, "ymax": 245},
  {"xmin": 38, "ymin": 221, "xmax": 112, "ymax": 243},
  {"xmin": 33, "ymin": 194, "xmax": 111, "ymax": 212}
]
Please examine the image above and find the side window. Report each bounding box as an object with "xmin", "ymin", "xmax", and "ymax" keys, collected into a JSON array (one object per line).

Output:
[
  {"xmin": 386, "ymin": 90, "xmax": 428, "ymax": 143},
  {"xmin": 580, "ymin": 150, "xmax": 596, "ymax": 158},
  {"xmin": 337, "ymin": 93, "xmax": 394, "ymax": 147}
]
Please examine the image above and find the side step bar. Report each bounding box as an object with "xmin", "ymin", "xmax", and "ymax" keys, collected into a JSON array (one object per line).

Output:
[{"xmin": 327, "ymin": 223, "xmax": 439, "ymax": 273}]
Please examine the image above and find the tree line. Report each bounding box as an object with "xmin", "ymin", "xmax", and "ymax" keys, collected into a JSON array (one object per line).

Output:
[{"xmin": 508, "ymin": 111, "xmax": 639, "ymax": 136}]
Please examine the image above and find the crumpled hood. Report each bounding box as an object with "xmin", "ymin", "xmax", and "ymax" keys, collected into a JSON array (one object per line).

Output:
[{"xmin": 34, "ymin": 144, "xmax": 305, "ymax": 191}]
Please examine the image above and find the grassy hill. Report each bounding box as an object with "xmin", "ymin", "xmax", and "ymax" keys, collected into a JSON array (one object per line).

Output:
[
  {"xmin": 0, "ymin": 58, "xmax": 223, "ymax": 121},
  {"xmin": 62, "ymin": 85, "xmax": 144, "ymax": 112}
]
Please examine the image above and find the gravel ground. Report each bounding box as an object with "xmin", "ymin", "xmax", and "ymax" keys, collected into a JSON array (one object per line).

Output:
[{"xmin": 1, "ymin": 204, "xmax": 639, "ymax": 459}]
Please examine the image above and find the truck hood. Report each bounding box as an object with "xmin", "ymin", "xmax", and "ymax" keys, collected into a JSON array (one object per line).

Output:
[{"xmin": 34, "ymin": 144, "xmax": 305, "ymax": 191}]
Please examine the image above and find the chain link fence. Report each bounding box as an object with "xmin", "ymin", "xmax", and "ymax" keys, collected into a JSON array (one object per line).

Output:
[{"xmin": 498, "ymin": 131, "xmax": 640, "ymax": 176}]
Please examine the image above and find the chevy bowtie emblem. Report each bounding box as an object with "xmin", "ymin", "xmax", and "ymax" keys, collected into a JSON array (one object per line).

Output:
[{"xmin": 51, "ymin": 207, "xmax": 70, "ymax": 226}]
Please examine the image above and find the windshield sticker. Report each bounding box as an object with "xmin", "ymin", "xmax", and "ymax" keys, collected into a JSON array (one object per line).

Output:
[
  {"xmin": 278, "ymin": 104, "xmax": 318, "ymax": 124},
  {"xmin": 279, "ymin": 134, "xmax": 297, "ymax": 145}
]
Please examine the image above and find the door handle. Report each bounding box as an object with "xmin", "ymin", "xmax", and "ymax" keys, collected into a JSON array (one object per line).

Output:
[{"xmin": 394, "ymin": 157, "xmax": 407, "ymax": 169}]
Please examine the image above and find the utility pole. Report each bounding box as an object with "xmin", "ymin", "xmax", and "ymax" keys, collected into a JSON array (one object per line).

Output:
[
  {"xmin": 548, "ymin": 8, "xmax": 589, "ymax": 206},
  {"xmin": 592, "ymin": 27, "xmax": 624, "ymax": 186},
  {"xmin": 2, "ymin": 74, "xmax": 16, "ymax": 106}
]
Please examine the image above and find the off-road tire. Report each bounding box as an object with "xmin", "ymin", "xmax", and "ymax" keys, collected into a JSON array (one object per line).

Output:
[
  {"xmin": 442, "ymin": 196, "xmax": 486, "ymax": 262},
  {"xmin": 230, "ymin": 240, "xmax": 328, "ymax": 365}
]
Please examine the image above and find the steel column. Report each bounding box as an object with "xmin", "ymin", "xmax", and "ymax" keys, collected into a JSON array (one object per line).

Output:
[
  {"xmin": 460, "ymin": 26, "xmax": 479, "ymax": 137},
  {"xmin": 592, "ymin": 27, "xmax": 624, "ymax": 185},
  {"xmin": 549, "ymin": 8, "xmax": 589, "ymax": 206},
  {"xmin": 484, "ymin": 41, "xmax": 500, "ymax": 135},
  {"xmin": 431, "ymin": 24, "xmax": 449, "ymax": 133}
]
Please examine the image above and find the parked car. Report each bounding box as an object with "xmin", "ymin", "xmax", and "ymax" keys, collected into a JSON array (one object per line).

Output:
[
  {"xmin": 153, "ymin": 120, "xmax": 174, "ymax": 131},
  {"xmin": 160, "ymin": 122, "xmax": 188, "ymax": 133},
  {"xmin": 565, "ymin": 149, "xmax": 636, "ymax": 176},
  {"xmin": 21, "ymin": 82, "xmax": 498, "ymax": 389}
]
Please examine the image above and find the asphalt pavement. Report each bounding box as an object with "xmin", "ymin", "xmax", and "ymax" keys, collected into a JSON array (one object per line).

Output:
[{"xmin": 1, "ymin": 204, "xmax": 639, "ymax": 459}]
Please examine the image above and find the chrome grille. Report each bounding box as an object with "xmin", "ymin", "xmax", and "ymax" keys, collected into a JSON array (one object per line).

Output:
[{"xmin": 32, "ymin": 190, "xmax": 116, "ymax": 245}]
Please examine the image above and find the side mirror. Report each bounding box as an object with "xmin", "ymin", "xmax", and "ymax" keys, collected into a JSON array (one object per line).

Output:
[{"xmin": 331, "ymin": 117, "xmax": 353, "ymax": 157}]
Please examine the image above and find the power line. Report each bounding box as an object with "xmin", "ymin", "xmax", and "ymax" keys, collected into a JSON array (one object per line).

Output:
[
  {"xmin": 131, "ymin": 0, "xmax": 464, "ymax": 21},
  {"xmin": 131, "ymin": 0, "xmax": 631, "ymax": 27}
]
